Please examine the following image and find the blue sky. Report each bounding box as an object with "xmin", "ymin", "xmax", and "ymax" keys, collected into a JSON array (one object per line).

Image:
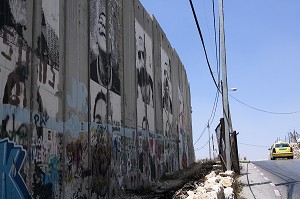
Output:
[{"xmin": 140, "ymin": 0, "xmax": 300, "ymax": 161}]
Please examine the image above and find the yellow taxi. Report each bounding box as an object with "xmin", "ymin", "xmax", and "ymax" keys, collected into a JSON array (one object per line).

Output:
[{"xmin": 269, "ymin": 141, "xmax": 294, "ymax": 160}]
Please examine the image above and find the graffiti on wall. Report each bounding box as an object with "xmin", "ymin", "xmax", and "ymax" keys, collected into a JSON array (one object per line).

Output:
[
  {"xmin": 0, "ymin": 138, "xmax": 30, "ymax": 198},
  {"xmin": 67, "ymin": 78, "xmax": 88, "ymax": 114},
  {"xmin": 91, "ymin": 125, "xmax": 111, "ymax": 197},
  {"xmin": 0, "ymin": 1, "xmax": 31, "ymax": 198}
]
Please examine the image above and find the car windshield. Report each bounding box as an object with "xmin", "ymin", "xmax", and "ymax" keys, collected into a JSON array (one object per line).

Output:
[{"xmin": 275, "ymin": 143, "xmax": 289, "ymax": 148}]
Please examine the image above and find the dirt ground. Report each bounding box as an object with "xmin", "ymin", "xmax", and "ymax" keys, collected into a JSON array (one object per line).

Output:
[{"xmin": 124, "ymin": 160, "xmax": 217, "ymax": 199}]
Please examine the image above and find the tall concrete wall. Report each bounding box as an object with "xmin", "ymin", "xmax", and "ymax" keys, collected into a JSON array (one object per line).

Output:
[{"xmin": 0, "ymin": 0, "xmax": 194, "ymax": 198}]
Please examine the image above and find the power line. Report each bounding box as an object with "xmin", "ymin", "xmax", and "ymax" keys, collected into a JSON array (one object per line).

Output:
[
  {"xmin": 209, "ymin": 0, "xmax": 221, "ymax": 126},
  {"xmin": 194, "ymin": 90, "xmax": 220, "ymax": 146},
  {"xmin": 212, "ymin": 0, "xmax": 220, "ymax": 76},
  {"xmin": 229, "ymin": 94, "xmax": 300, "ymax": 115},
  {"xmin": 238, "ymin": 142, "xmax": 269, "ymax": 148},
  {"xmin": 209, "ymin": 91, "xmax": 220, "ymax": 125},
  {"xmin": 194, "ymin": 124, "xmax": 208, "ymax": 145},
  {"xmin": 195, "ymin": 140, "xmax": 210, "ymax": 151},
  {"xmin": 192, "ymin": 0, "xmax": 221, "ymax": 146},
  {"xmin": 188, "ymin": 0, "xmax": 221, "ymax": 93}
]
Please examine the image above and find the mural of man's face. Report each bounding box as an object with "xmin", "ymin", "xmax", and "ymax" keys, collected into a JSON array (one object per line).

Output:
[
  {"xmin": 96, "ymin": 12, "xmax": 106, "ymax": 51},
  {"xmin": 93, "ymin": 92, "xmax": 107, "ymax": 124},
  {"xmin": 137, "ymin": 36, "xmax": 145, "ymax": 70},
  {"xmin": 164, "ymin": 67, "xmax": 170, "ymax": 92}
]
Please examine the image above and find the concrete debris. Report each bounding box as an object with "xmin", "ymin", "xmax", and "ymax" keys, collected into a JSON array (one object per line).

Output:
[
  {"xmin": 219, "ymin": 170, "xmax": 235, "ymax": 177},
  {"xmin": 224, "ymin": 187, "xmax": 234, "ymax": 199},
  {"xmin": 220, "ymin": 177, "xmax": 233, "ymax": 188},
  {"xmin": 173, "ymin": 168, "xmax": 235, "ymax": 199},
  {"xmin": 290, "ymin": 143, "xmax": 300, "ymax": 159},
  {"xmin": 205, "ymin": 171, "xmax": 217, "ymax": 180}
]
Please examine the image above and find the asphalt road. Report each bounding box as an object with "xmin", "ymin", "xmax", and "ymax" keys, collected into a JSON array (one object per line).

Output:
[{"xmin": 253, "ymin": 159, "xmax": 300, "ymax": 199}]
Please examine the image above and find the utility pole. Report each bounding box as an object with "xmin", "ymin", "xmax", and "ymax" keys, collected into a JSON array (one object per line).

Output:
[
  {"xmin": 218, "ymin": 0, "xmax": 232, "ymax": 171},
  {"xmin": 208, "ymin": 121, "xmax": 211, "ymax": 160}
]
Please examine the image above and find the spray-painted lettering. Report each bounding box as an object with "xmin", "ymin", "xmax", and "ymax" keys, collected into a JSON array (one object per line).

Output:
[
  {"xmin": 1, "ymin": 28, "xmax": 14, "ymax": 61},
  {"xmin": 38, "ymin": 60, "xmax": 56, "ymax": 89},
  {"xmin": 0, "ymin": 139, "xmax": 30, "ymax": 199},
  {"xmin": 33, "ymin": 113, "xmax": 50, "ymax": 127}
]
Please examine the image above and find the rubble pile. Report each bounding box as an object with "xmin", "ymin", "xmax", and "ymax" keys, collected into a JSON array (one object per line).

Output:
[
  {"xmin": 291, "ymin": 142, "xmax": 300, "ymax": 159},
  {"xmin": 173, "ymin": 170, "xmax": 235, "ymax": 199}
]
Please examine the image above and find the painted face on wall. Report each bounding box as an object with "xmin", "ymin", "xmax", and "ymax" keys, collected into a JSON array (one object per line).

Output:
[
  {"xmin": 95, "ymin": 11, "xmax": 111, "ymax": 87},
  {"xmin": 162, "ymin": 59, "xmax": 172, "ymax": 114},
  {"xmin": 96, "ymin": 12, "xmax": 106, "ymax": 52},
  {"xmin": 164, "ymin": 62, "xmax": 171, "ymax": 88},
  {"xmin": 137, "ymin": 36, "xmax": 145, "ymax": 70},
  {"xmin": 93, "ymin": 91, "xmax": 107, "ymax": 124}
]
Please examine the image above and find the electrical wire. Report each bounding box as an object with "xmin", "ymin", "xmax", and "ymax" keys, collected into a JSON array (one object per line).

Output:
[
  {"xmin": 195, "ymin": 140, "xmax": 210, "ymax": 151},
  {"xmin": 209, "ymin": 0, "xmax": 221, "ymax": 126},
  {"xmin": 192, "ymin": 0, "xmax": 221, "ymax": 146},
  {"xmin": 188, "ymin": 0, "xmax": 221, "ymax": 93},
  {"xmin": 193, "ymin": 124, "xmax": 208, "ymax": 145},
  {"xmin": 238, "ymin": 142, "xmax": 269, "ymax": 148},
  {"xmin": 212, "ymin": 0, "xmax": 220, "ymax": 77},
  {"xmin": 229, "ymin": 94, "xmax": 300, "ymax": 115},
  {"xmin": 194, "ymin": 90, "xmax": 220, "ymax": 146}
]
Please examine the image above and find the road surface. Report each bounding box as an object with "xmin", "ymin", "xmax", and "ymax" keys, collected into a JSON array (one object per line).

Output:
[
  {"xmin": 240, "ymin": 160, "xmax": 300, "ymax": 199},
  {"xmin": 254, "ymin": 159, "xmax": 300, "ymax": 199}
]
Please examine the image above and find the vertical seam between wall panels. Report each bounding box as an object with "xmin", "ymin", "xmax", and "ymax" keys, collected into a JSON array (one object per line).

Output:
[
  {"xmin": 133, "ymin": 1, "xmax": 138, "ymax": 188},
  {"xmin": 87, "ymin": 0, "xmax": 91, "ymax": 198},
  {"xmin": 62, "ymin": 1, "xmax": 67, "ymax": 197},
  {"xmin": 29, "ymin": 0, "xmax": 36, "ymax": 193}
]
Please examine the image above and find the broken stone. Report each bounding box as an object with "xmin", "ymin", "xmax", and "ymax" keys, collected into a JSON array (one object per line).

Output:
[
  {"xmin": 205, "ymin": 171, "xmax": 217, "ymax": 180},
  {"xmin": 221, "ymin": 177, "xmax": 233, "ymax": 188},
  {"xmin": 186, "ymin": 190, "xmax": 195, "ymax": 199},
  {"xmin": 224, "ymin": 187, "xmax": 234, "ymax": 199},
  {"xmin": 220, "ymin": 170, "xmax": 235, "ymax": 177}
]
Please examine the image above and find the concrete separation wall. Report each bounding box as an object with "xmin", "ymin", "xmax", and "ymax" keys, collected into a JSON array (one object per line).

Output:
[{"xmin": 0, "ymin": 0, "xmax": 194, "ymax": 198}]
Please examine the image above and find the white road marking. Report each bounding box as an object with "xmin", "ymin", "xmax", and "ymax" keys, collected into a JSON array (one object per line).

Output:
[
  {"xmin": 274, "ymin": 189, "xmax": 281, "ymax": 197},
  {"xmin": 264, "ymin": 177, "xmax": 269, "ymax": 181}
]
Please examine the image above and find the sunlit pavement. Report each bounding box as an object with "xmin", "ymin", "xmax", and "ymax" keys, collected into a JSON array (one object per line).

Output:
[{"xmin": 239, "ymin": 162, "xmax": 282, "ymax": 199}]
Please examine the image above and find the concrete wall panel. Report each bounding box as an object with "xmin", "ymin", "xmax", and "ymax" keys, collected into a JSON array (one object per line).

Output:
[
  {"xmin": 123, "ymin": 0, "xmax": 136, "ymax": 129},
  {"xmin": 64, "ymin": 0, "xmax": 89, "ymax": 198}
]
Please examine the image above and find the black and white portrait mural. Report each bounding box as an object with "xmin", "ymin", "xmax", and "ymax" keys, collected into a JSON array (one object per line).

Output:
[
  {"xmin": 40, "ymin": 0, "xmax": 59, "ymax": 66},
  {"xmin": 135, "ymin": 20, "xmax": 154, "ymax": 132},
  {"xmin": 0, "ymin": 0, "xmax": 27, "ymax": 39},
  {"xmin": 90, "ymin": 0, "xmax": 120, "ymax": 95},
  {"xmin": 161, "ymin": 48, "xmax": 173, "ymax": 137},
  {"xmin": 90, "ymin": 0, "xmax": 121, "ymax": 128}
]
